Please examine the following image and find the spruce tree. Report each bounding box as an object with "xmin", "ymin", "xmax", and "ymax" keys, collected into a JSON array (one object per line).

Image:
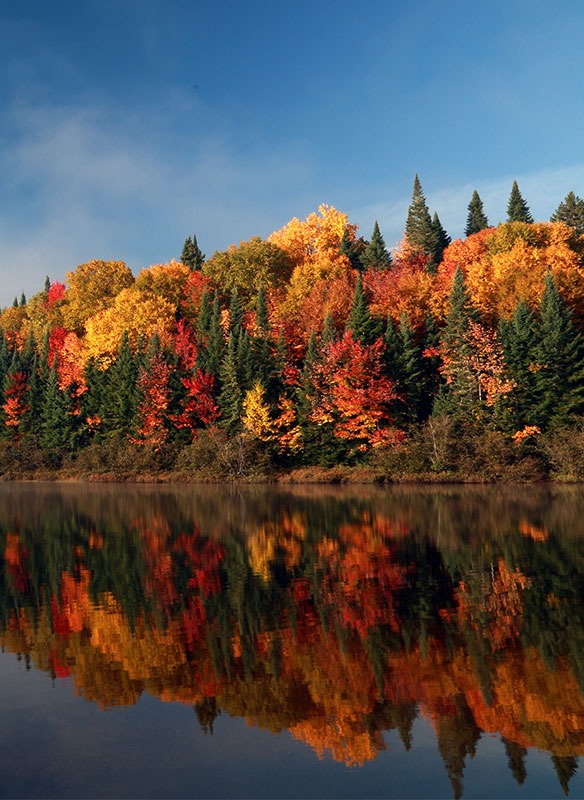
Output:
[
  {"xmin": 205, "ymin": 295, "xmax": 225, "ymax": 382},
  {"xmin": 321, "ymin": 312, "xmax": 335, "ymax": 345},
  {"xmin": 500, "ymin": 299, "xmax": 539, "ymax": 427},
  {"xmin": 465, "ymin": 190, "xmax": 489, "ymax": 236},
  {"xmin": 550, "ymin": 191, "xmax": 584, "ymax": 236},
  {"xmin": 19, "ymin": 293, "xmax": 26, "ymax": 307},
  {"xmin": 399, "ymin": 311, "xmax": 424, "ymax": 423},
  {"xmin": 507, "ymin": 181, "xmax": 534, "ymax": 223},
  {"xmin": 406, "ymin": 175, "xmax": 436, "ymax": 252},
  {"xmin": 384, "ymin": 314, "xmax": 403, "ymax": 386},
  {"xmin": 236, "ymin": 329, "xmax": 252, "ymax": 393},
  {"xmin": 346, "ymin": 274, "xmax": 374, "ymax": 343},
  {"xmin": 228, "ymin": 289, "xmax": 244, "ymax": 339},
  {"xmin": 534, "ymin": 271, "xmax": 584, "ymax": 427},
  {"xmin": 256, "ymin": 286, "xmax": 269, "ymax": 334},
  {"xmin": 421, "ymin": 312, "xmax": 441, "ymax": 418},
  {"xmin": 181, "ymin": 234, "xmax": 205, "ymax": 271},
  {"xmin": 339, "ymin": 227, "xmax": 361, "ymax": 272},
  {"xmin": 305, "ymin": 329, "xmax": 318, "ymax": 368},
  {"xmin": 40, "ymin": 361, "xmax": 71, "ymax": 461},
  {"xmin": 44, "ymin": 276, "xmax": 51, "ymax": 298},
  {"xmin": 431, "ymin": 212, "xmax": 451, "ymax": 267},
  {"xmin": 106, "ymin": 331, "xmax": 139, "ymax": 437},
  {"xmin": 219, "ymin": 333, "xmax": 242, "ymax": 432},
  {"xmin": 360, "ymin": 221, "xmax": 391, "ymax": 271},
  {"xmin": 502, "ymin": 737, "xmax": 527, "ymax": 787}
]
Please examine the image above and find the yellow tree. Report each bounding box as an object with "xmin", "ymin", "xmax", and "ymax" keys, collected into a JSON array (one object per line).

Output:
[
  {"xmin": 134, "ymin": 260, "xmax": 192, "ymax": 306},
  {"xmin": 62, "ymin": 260, "xmax": 134, "ymax": 332},
  {"xmin": 242, "ymin": 382, "xmax": 275, "ymax": 441}
]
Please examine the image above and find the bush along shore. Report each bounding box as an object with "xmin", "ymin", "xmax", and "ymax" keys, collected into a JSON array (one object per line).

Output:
[{"xmin": 4, "ymin": 182, "xmax": 584, "ymax": 483}]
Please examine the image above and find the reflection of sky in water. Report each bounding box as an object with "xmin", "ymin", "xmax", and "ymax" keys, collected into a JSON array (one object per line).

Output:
[
  {"xmin": 0, "ymin": 652, "xmax": 579, "ymax": 799},
  {"xmin": 1, "ymin": 484, "xmax": 584, "ymax": 798}
]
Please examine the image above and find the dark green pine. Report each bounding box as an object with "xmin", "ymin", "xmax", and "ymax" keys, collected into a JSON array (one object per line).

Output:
[
  {"xmin": 305, "ymin": 329, "xmax": 318, "ymax": 368},
  {"xmin": 500, "ymin": 299, "xmax": 539, "ymax": 427},
  {"xmin": 21, "ymin": 329, "xmax": 36, "ymax": 376},
  {"xmin": 399, "ymin": 311, "xmax": 424, "ymax": 423},
  {"xmin": 219, "ymin": 333, "xmax": 243, "ymax": 433},
  {"xmin": 507, "ymin": 181, "xmax": 534, "ymax": 223},
  {"xmin": 40, "ymin": 360, "xmax": 71, "ymax": 461},
  {"xmin": 384, "ymin": 314, "xmax": 403, "ymax": 386},
  {"xmin": 431, "ymin": 212, "xmax": 451, "ymax": 269},
  {"xmin": 421, "ymin": 312, "xmax": 441, "ymax": 418},
  {"xmin": 405, "ymin": 174, "xmax": 437, "ymax": 270},
  {"xmin": 256, "ymin": 286, "xmax": 269, "ymax": 334},
  {"xmin": 205, "ymin": 295, "xmax": 225, "ymax": 382},
  {"xmin": 106, "ymin": 331, "xmax": 139, "ymax": 436},
  {"xmin": 196, "ymin": 290, "xmax": 212, "ymax": 338},
  {"xmin": 236, "ymin": 329, "xmax": 252, "ymax": 393},
  {"xmin": 44, "ymin": 276, "xmax": 51, "ymax": 298},
  {"xmin": 321, "ymin": 312, "xmax": 335, "ymax": 345},
  {"xmin": 550, "ymin": 191, "xmax": 584, "ymax": 237},
  {"xmin": 146, "ymin": 331, "xmax": 161, "ymax": 361},
  {"xmin": 80, "ymin": 358, "xmax": 106, "ymax": 441},
  {"xmin": 181, "ymin": 234, "xmax": 205, "ymax": 271},
  {"xmin": 534, "ymin": 271, "xmax": 584, "ymax": 427},
  {"xmin": 39, "ymin": 328, "xmax": 50, "ymax": 389},
  {"xmin": 465, "ymin": 190, "xmax": 489, "ymax": 236},
  {"xmin": 228, "ymin": 289, "xmax": 244, "ymax": 339},
  {"xmin": 339, "ymin": 227, "xmax": 362, "ymax": 272},
  {"xmin": 24, "ymin": 352, "xmax": 41, "ymax": 436},
  {"xmin": 551, "ymin": 755, "xmax": 578, "ymax": 798},
  {"xmin": 346, "ymin": 273, "xmax": 373, "ymax": 343},
  {"xmin": 19, "ymin": 293, "xmax": 26, "ymax": 307},
  {"xmin": 12, "ymin": 297, "xmax": 18, "ymax": 308},
  {"xmin": 502, "ymin": 738, "xmax": 527, "ymax": 787},
  {"xmin": 360, "ymin": 220, "xmax": 391, "ymax": 271}
]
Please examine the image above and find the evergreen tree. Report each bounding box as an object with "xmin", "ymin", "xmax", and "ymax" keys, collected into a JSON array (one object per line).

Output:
[
  {"xmin": 534, "ymin": 271, "xmax": 584, "ymax": 427},
  {"xmin": 256, "ymin": 286, "xmax": 269, "ymax": 334},
  {"xmin": 384, "ymin": 314, "xmax": 403, "ymax": 385},
  {"xmin": 321, "ymin": 312, "xmax": 335, "ymax": 345},
  {"xmin": 551, "ymin": 755, "xmax": 578, "ymax": 797},
  {"xmin": 228, "ymin": 289, "xmax": 244, "ymax": 339},
  {"xmin": 44, "ymin": 276, "xmax": 51, "ymax": 298},
  {"xmin": 550, "ymin": 191, "xmax": 584, "ymax": 236},
  {"xmin": 431, "ymin": 212, "xmax": 451, "ymax": 267},
  {"xmin": 339, "ymin": 227, "xmax": 362, "ymax": 272},
  {"xmin": 305, "ymin": 329, "xmax": 318, "ymax": 368},
  {"xmin": 421, "ymin": 312, "xmax": 441, "ymax": 418},
  {"xmin": 205, "ymin": 295, "xmax": 225, "ymax": 382},
  {"xmin": 219, "ymin": 333, "xmax": 242, "ymax": 432},
  {"xmin": 500, "ymin": 299, "xmax": 539, "ymax": 427},
  {"xmin": 465, "ymin": 190, "xmax": 489, "ymax": 236},
  {"xmin": 507, "ymin": 181, "xmax": 534, "ymax": 223},
  {"xmin": 236, "ymin": 329, "xmax": 252, "ymax": 393},
  {"xmin": 405, "ymin": 174, "xmax": 437, "ymax": 272},
  {"xmin": 360, "ymin": 221, "xmax": 391, "ymax": 271},
  {"xmin": 19, "ymin": 292, "xmax": 26, "ymax": 307},
  {"xmin": 181, "ymin": 234, "xmax": 205, "ymax": 271},
  {"xmin": 346, "ymin": 274, "xmax": 375, "ymax": 343},
  {"xmin": 12, "ymin": 297, "xmax": 17, "ymax": 308},
  {"xmin": 399, "ymin": 311, "xmax": 424, "ymax": 423},
  {"xmin": 40, "ymin": 361, "xmax": 70, "ymax": 460},
  {"xmin": 502, "ymin": 737, "xmax": 527, "ymax": 787},
  {"xmin": 106, "ymin": 331, "xmax": 139, "ymax": 436}
]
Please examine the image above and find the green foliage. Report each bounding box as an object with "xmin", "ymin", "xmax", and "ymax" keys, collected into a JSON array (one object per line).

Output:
[
  {"xmin": 40, "ymin": 362, "xmax": 71, "ymax": 461},
  {"xmin": 507, "ymin": 181, "xmax": 533, "ymax": 223},
  {"xmin": 181, "ymin": 234, "xmax": 205, "ymax": 271},
  {"xmin": 465, "ymin": 190, "xmax": 489, "ymax": 237},
  {"xmin": 431, "ymin": 212, "xmax": 451, "ymax": 267},
  {"xmin": 360, "ymin": 221, "xmax": 391, "ymax": 271},
  {"xmin": 550, "ymin": 191, "xmax": 584, "ymax": 237}
]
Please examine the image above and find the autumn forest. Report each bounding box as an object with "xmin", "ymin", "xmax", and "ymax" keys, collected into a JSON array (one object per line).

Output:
[{"xmin": 2, "ymin": 178, "xmax": 584, "ymax": 480}]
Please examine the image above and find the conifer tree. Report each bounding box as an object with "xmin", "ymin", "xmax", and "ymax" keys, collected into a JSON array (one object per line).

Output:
[
  {"xmin": 421, "ymin": 312, "xmax": 441, "ymax": 417},
  {"xmin": 181, "ymin": 234, "xmax": 205, "ymax": 271},
  {"xmin": 12, "ymin": 297, "xmax": 17, "ymax": 308},
  {"xmin": 219, "ymin": 333, "xmax": 242, "ymax": 432},
  {"xmin": 500, "ymin": 300, "xmax": 539, "ymax": 426},
  {"xmin": 360, "ymin": 221, "xmax": 391, "ymax": 271},
  {"xmin": 507, "ymin": 181, "xmax": 533, "ymax": 223},
  {"xmin": 534, "ymin": 271, "xmax": 584, "ymax": 426},
  {"xmin": 305, "ymin": 329, "xmax": 318, "ymax": 368},
  {"xmin": 236, "ymin": 329, "xmax": 252, "ymax": 393},
  {"xmin": 502, "ymin": 738, "xmax": 527, "ymax": 787},
  {"xmin": 550, "ymin": 191, "xmax": 584, "ymax": 236},
  {"xmin": 431, "ymin": 212, "xmax": 451, "ymax": 267},
  {"xmin": 44, "ymin": 276, "xmax": 51, "ymax": 298},
  {"xmin": 205, "ymin": 295, "xmax": 225, "ymax": 382},
  {"xmin": 399, "ymin": 311, "xmax": 424, "ymax": 423},
  {"xmin": 322, "ymin": 312, "xmax": 335, "ymax": 345},
  {"xmin": 106, "ymin": 331, "xmax": 138, "ymax": 436},
  {"xmin": 228, "ymin": 289, "xmax": 244, "ymax": 340},
  {"xmin": 339, "ymin": 227, "xmax": 361, "ymax": 272},
  {"xmin": 551, "ymin": 755, "xmax": 578, "ymax": 798},
  {"xmin": 19, "ymin": 293, "xmax": 26, "ymax": 307},
  {"xmin": 40, "ymin": 361, "xmax": 70, "ymax": 460},
  {"xmin": 346, "ymin": 274, "xmax": 375, "ymax": 343},
  {"xmin": 256, "ymin": 286, "xmax": 269, "ymax": 334},
  {"xmin": 465, "ymin": 190, "xmax": 489, "ymax": 236},
  {"xmin": 384, "ymin": 314, "xmax": 403, "ymax": 385},
  {"xmin": 405, "ymin": 174, "xmax": 437, "ymax": 270}
]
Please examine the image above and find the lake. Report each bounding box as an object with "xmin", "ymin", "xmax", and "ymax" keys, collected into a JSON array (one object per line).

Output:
[{"xmin": 1, "ymin": 482, "xmax": 584, "ymax": 798}]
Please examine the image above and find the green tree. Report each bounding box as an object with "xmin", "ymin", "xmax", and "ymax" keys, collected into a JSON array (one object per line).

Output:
[
  {"xmin": 105, "ymin": 331, "xmax": 139, "ymax": 436},
  {"xmin": 40, "ymin": 361, "xmax": 71, "ymax": 461},
  {"xmin": 431, "ymin": 212, "xmax": 451, "ymax": 267},
  {"xmin": 399, "ymin": 311, "xmax": 424, "ymax": 423},
  {"xmin": 507, "ymin": 181, "xmax": 533, "ymax": 223},
  {"xmin": 550, "ymin": 191, "xmax": 584, "ymax": 236},
  {"xmin": 500, "ymin": 300, "xmax": 539, "ymax": 427},
  {"xmin": 181, "ymin": 234, "xmax": 205, "ymax": 271},
  {"xmin": 339, "ymin": 226, "xmax": 362, "ymax": 272},
  {"xmin": 219, "ymin": 333, "xmax": 243, "ymax": 433},
  {"xmin": 465, "ymin": 190, "xmax": 489, "ymax": 236},
  {"xmin": 360, "ymin": 220, "xmax": 391, "ymax": 271},
  {"xmin": 346, "ymin": 274, "xmax": 375, "ymax": 343},
  {"xmin": 534, "ymin": 271, "xmax": 584, "ymax": 427}
]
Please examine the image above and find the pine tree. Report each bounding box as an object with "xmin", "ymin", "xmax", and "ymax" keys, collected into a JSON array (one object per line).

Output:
[
  {"xmin": 339, "ymin": 227, "xmax": 362, "ymax": 271},
  {"xmin": 551, "ymin": 755, "xmax": 578, "ymax": 797},
  {"xmin": 534, "ymin": 271, "xmax": 584, "ymax": 427},
  {"xmin": 106, "ymin": 331, "xmax": 138, "ymax": 436},
  {"xmin": 322, "ymin": 312, "xmax": 335, "ymax": 345},
  {"xmin": 346, "ymin": 274, "xmax": 374, "ymax": 343},
  {"xmin": 405, "ymin": 174, "xmax": 437, "ymax": 271},
  {"xmin": 465, "ymin": 190, "xmax": 489, "ymax": 236},
  {"xmin": 219, "ymin": 333, "xmax": 242, "ymax": 432},
  {"xmin": 19, "ymin": 293, "xmax": 26, "ymax": 307},
  {"xmin": 502, "ymin": 737, "xmax": 527, "ymax": 787},
  {"xmin": 384, "ymin": 314, "xmax": 403, "ymax": 385},
  {"xmin": 360, "ymin": 221, "xmax": 391, "ymax": 271},
  {"xmin": 236, "ymin": 329, "xmax": 252, "ymax": 393},
  {"xmin": 550, "ymin": 191, "xmax": 584, "ymax": 236},
  {"xmin": 500, "ymin": 300, "xmax": 539, "ymax": 427},
  {"xmin": 431, "ymin": 212, "xmax": 451, "ymax": 267},
  {"xmin": 305, "ymin": 329, "xmax": 318, "ymax": 368},
  {"xmin": 40, "ymin": 361, "xmax": 70, "ymax": 460},
  {"xmin": 256, "ymin": 287, "xmax": 269, "ymax": 334},
  {"xmin": 181, "ymin": 234, "xmax": 205, "ymax": 271},
  {"xmin": 421, "ymin": 312, "xmax": 441, "ymax": 418},
  {"xmin": 228, "ymin": 289, "xmax": 244, "ymax": 339},
  {"xmin": 399, "ymin": 311, "xmax": 424, "ymax": 423},
  {"xmin": 507, "ymin": 181, "xmax": 534, "ymax": 223},
  {"xmin": 205, "ymin": 295, "xmax": 225, "ymax": 382},
  {"xmin": 44, "ymin": 276, "xmax": 51, "ymax": 298}
]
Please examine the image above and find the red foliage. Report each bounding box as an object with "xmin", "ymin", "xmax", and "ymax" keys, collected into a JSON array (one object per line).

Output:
[
  {"xmin": 173, "ymin": 320, "xmax": 198, "ymax": 371},
  {"xmin": 171, "ymin": 369, "xmax": 220, "ymax": 438},
  {"xmin": 48, "ymin": 281, "xmax": 66, "ymax": 306},
  {"xmin": 2, "ymin": 372, "xmax": 28, "ymax": 429},
  {"xmin": 48, "ymin": 326, "xmax": 68, "ymax": 367},
  {"xmin": 131, "ymin": 354, "xmax": 171, "ymax": 449}
]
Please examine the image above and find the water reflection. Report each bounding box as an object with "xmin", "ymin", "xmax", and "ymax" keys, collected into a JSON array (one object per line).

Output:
[{"xmin": 2, "ymin": 484, "xmax": 584, "ymax": 797}]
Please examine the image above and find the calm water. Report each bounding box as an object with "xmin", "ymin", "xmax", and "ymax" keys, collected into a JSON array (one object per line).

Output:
[{"xmin": 2, "ymin": 483, "xmax": 584, "ymax": 798}]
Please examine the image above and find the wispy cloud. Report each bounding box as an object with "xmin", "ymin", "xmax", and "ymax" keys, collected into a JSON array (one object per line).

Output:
[{"xmin": 350, "ymin": 165, "xmax": 584, "ymax": 252}]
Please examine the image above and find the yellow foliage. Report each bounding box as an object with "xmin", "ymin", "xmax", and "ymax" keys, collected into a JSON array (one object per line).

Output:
[
  {"xmin": 84, "ymin": 287, "xmax": 176, "ymax": 366},
  {"xmin": 242, "ymin": 382, "xmax": 275, "ymax": 441},
  {"xmin": 134, "ymin": 260, "xmax": 192, "ymax": 306},
  {"xmin": 62, "ymin": 260, "xmax": 134, "ymax": 332}
]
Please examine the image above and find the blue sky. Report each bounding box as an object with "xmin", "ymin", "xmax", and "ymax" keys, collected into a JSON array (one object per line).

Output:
[{"xmin": 1, "ymin": 0, "xmax": 584, "ymax": 306}]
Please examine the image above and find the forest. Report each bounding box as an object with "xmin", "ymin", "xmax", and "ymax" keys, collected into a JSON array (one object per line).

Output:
[{"xmin": 2, "ymin": 178, "xmax": 584, "ymax": 480}]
